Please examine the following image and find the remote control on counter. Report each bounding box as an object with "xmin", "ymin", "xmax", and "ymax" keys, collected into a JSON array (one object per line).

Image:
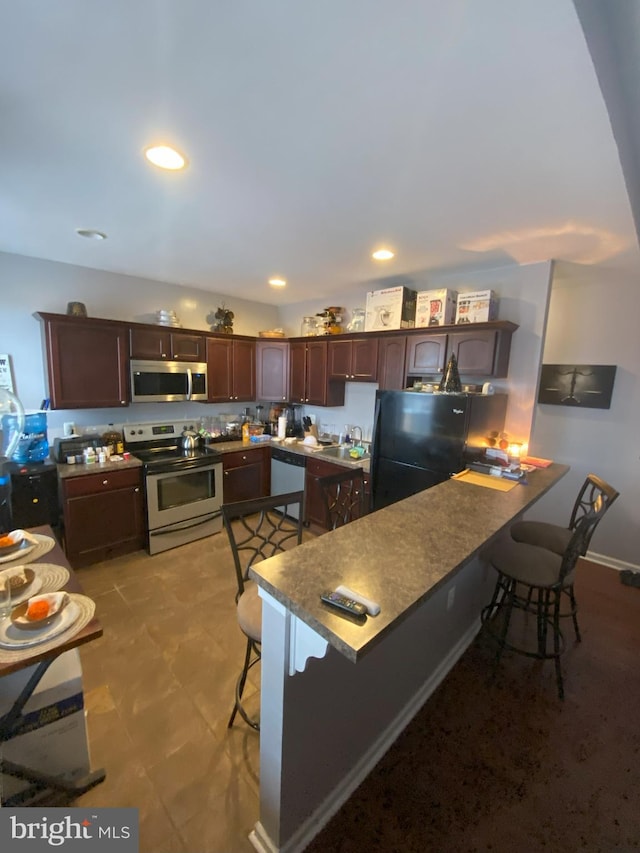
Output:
[{"xmin": 320, "ymin": 590, "xmax": 367, "ymax": 618}]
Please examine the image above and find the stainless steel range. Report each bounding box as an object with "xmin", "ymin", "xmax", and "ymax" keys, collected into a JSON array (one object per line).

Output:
[{"xmin": 125, "ymin": 421, "xmax": 223, "ymax": 555}]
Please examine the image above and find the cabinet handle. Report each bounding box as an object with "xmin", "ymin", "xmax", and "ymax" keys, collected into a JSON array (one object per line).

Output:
[
  {"xmin": 224, "ymin": 471, "xmax": 229, "ymax": 476},
  {"xmin": 242, "ymin": 455, "xmax": 247, "ymax": 460},
  {"xmin": 121, "ymin": 401, "xmax": 126, "ymax": 405},
  {"xmin": 102, "ymin": 480, "xmax": 109, "ymax": 485},
  {"xmin": 134, "ymin": 487, "xmax": 139, "ymax": 492}
]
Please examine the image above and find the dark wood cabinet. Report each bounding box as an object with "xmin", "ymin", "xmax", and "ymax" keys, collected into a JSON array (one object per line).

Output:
[
  {"xmin": 405, "ymin": 333, "xmax": 448, "ymax": 376},
  {"xmin": 61, "ymin": 468, "xmax": 144, "ymax": 567},
  {"xmin": 207, "ymin": 337, "xmax": 256, "ymax": 402},
  {"xmin": 377, "ymin": 335, "xmax": 408, "ymax": 390},
  {"xmin": 290, "ymin": 340, "xmax": 345, "ymax": 407},
  {"xmin": 305, "ymin": 458, "xmax": 370, "ymax": 529},
  {"xmin": 37, "ymin": 313, "xmax": 129, "ymax": 410},
  {"xmin": 327, "ymin": 337, "xmax": 378, "ymax": 381},
  {"xmin": 446, "ymin": 328, "xmax": 511, "ymax": 377},
  {"xmin": 130, "ymin": 328, "xmax": 205, "ymax": 361},
  {"xmin": 222, "ymin": 447, "xmax": 270, "ymax": 503},
  {"xmin": 256, "ymin": 340, "xmax": 290, "ymax": 401}
]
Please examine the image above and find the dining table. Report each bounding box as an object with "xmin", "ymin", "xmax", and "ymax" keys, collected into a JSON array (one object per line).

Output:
[{"xmin": 0, "ymin": 524, "xmax": 105, "ymax": 804}]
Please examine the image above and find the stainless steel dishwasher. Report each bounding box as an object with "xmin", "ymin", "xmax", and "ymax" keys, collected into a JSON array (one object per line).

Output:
[{"xmin": 270, "ymin": 446, "xmax": 306, "ymax": 519}]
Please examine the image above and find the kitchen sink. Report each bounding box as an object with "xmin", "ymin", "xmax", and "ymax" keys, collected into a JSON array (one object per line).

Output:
[{"xmin": 318, "ymin": 445, "xmax": 370, "ymax": 464}]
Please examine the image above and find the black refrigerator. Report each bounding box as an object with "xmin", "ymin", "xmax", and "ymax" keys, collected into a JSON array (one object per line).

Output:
[{"xmin": 371, "ymin": 391, "xmax": 507, "ymax": 510}]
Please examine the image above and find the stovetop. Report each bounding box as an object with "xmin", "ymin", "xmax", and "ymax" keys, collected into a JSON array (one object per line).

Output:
[{"xmin": 124, "ymin": 421, "xmax": 221, "ymax": 471}]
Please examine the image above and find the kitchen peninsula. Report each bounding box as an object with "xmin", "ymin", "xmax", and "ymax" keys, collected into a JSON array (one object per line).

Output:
[{"xmin": 249, "ymin": 463, "xmax": 569, "ymax": 853}]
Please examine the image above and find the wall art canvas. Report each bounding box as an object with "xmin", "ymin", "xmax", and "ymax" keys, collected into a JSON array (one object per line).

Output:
[{"xmin": 537, "ymin": 364, "xmax": 617, "ymax": 409}]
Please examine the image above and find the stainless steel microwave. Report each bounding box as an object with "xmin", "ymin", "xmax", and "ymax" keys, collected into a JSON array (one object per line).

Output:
[{"xmin": 130, "ymin": 360, "xmax": 208, "ymax": 403}]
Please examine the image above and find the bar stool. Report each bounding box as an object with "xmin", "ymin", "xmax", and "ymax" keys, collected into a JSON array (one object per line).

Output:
[
  {"xmin": 481, "ymin": 480, "xmax": 618, "ymax": 699},
  {"xmin": 222, "ymin": 490, "xmax": 304, "ymax": 730},
  {"xmin": 317, "ymin": 467, "xmax": 369, "ymax": 530}
]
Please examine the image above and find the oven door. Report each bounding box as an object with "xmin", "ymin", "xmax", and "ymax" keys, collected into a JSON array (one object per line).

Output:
[{"xmin": 145, "ymin": 461, "xmax": 222, "ymax": 552}]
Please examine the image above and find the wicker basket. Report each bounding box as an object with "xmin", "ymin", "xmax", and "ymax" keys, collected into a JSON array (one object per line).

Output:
[{"xmin": 258, "ymin": 330, "xmax": 286, "ymax": 338}]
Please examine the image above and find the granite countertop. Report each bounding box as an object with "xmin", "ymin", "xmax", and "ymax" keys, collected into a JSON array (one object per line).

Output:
[
  {"xmin": 206, "ymin": 439, "xmax": 370, "ymax": 471},
  {"xmin": 57, "ymin": 456, "xmax": 143, "ymax": 479},
  {"xmin": 250, "ymin": 463, "xmax": 569, "ymax": 663}
]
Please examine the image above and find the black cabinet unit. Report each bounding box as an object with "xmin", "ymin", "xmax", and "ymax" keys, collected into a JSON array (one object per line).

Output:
[{"xmin": 8, "ymin": 461, "xmax": 60, "ymax": 533}]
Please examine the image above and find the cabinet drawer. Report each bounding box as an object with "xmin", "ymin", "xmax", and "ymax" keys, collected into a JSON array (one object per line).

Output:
[
  {"xmin": 63, "ymin": 468, "xmax": 142, "ymax": 498},
  {"xmin": 223, "ymin": 448, "xmax": 265, "ymax": 469}
]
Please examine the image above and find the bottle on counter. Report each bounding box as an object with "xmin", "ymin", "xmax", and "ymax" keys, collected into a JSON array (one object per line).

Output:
[{"xmin": 102, "ymin": 425, "xmax": 124, "ymax": 455}]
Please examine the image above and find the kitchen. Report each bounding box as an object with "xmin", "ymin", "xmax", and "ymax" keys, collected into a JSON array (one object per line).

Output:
[{"xmin": 1, "ymin": 2, "xmax": 639, "ymax": 851}]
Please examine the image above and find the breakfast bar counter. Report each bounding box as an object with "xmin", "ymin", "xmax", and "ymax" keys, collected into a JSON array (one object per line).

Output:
[{"xmin": 248, "ymin": 463, "xmax": 569, "ymax": 853}]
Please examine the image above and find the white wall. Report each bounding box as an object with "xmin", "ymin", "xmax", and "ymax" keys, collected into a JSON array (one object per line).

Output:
[
  {"xmin": 528, "ymin": 260, "xmax": 639, "ymax": 568},
  {"xmin": 0, "ymin": 251, "xmax": 279, "ymax": 437}
]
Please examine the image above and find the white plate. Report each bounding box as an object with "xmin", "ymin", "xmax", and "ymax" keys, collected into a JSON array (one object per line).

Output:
[
  {"xmin": 0, "ymin": 566, "xmax": 43, "ymax": 605},
  {"xmin": 0, "ymin": 600, "xmax": 80, "ymax": 648},
  {"xmin": 0, "ymin": 532, "xmax": 37, "ymax": 564}
]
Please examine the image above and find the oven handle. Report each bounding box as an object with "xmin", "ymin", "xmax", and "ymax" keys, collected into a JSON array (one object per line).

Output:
[
  {"xmin": 151, "ymin": 511, "xmax": 222, "ymax": 535},
  {"xmin": 187, "ymin": 368, "xmax": 193, "ymax": 401}
]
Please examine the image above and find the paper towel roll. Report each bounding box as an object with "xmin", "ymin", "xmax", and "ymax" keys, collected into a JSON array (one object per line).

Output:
[
  {"xmin": 277, "ymin": 416, "xmax": 287, "ymax": 439},
  {"xmin": 482, "ymin": 382, "xmax": 495, "ymax": 395}
]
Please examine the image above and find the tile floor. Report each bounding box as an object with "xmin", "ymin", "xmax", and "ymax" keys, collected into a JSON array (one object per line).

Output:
[{"xmin": 71, "ymin": 525, "xmax": 311, "ymax": 853}]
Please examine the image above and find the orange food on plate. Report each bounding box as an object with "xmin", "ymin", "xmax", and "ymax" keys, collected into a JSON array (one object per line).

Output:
[
  {"xmin": 0, "ymin": 534, "xmax": 15, "ymax": 547},
  {"xmin": 27, "ymin": 600, "xmax": 50, "ymax": 621}
]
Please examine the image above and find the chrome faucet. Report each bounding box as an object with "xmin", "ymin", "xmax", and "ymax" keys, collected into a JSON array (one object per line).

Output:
[{"xmin": 351, "ymin": 425, "xmax": 363, "ymax": 447}]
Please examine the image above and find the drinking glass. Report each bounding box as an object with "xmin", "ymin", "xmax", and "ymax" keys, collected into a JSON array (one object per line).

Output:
[{"xmin": 0, "ymin": 577, "xmax": 11, "ymax": 620}]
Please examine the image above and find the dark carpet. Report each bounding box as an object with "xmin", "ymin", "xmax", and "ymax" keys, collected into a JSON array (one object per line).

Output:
[{"xmin": 306, "ymin": 560, "xmax": 640, "ymax": 853}]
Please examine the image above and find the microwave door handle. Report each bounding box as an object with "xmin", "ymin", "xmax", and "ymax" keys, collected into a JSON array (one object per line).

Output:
[{"xmin": 187, "ymin": 368, "xmax": 193, "ymax": 400}]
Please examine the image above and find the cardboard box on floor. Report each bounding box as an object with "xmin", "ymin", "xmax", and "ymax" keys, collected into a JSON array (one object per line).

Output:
[
  {"xmin": 365, "ymin": 286, "xmax": 417, "ymax": 331},
  {"xmin": 0, "ymin": 649, "xmax": 91, "ymax": 805}
]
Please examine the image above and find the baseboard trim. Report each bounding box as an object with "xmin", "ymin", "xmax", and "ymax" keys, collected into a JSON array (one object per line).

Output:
[
  {"xmin": 585, "ymin": 551, "xmax": 640, "ymax": 573},
  {"xmin": 258, "ymin": 618, "xmax": 481, "ymax": 853}
]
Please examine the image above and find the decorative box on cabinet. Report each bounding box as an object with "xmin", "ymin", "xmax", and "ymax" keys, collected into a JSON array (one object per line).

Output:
[
  {"xmin": 289, "ymin": 340, "xmax": 345, "ymax": 407},
  {"xmin": 36, "ymin": 313, "xmax": 129, "ymax": 410},
  {"xmin": 327, "ymin": 337, "xmax": 378, "ymax": 381},
  {"xmin": 222, "ymin": 447, "xmax": 270, "ymax": 503},
  {"xmin": 256, "ymin": 340, "xmax": 290, "ymax": 401},
  {"xmin": 61, "ymin": 468, "xmax": 144, "ymax": 568},
  {"xmin": 130, "ymin": 328, "xmax": 205, "ymax": 361},
  {"xmin": 207, "ymin": 337, "xmax": 256, "ymax": 402}
]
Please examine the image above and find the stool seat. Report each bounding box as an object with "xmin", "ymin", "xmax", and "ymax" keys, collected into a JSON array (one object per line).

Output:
[
  {"xmin": 488, "ymin": 539, "xmax": 576, "ymax": 588},
  {"xmin": 236, "ymin": 582, "xmax": 262, "ymax": 642},
  {"xmin": 510, "ymin": 520, "xmax": 572, "ymax": 555}
]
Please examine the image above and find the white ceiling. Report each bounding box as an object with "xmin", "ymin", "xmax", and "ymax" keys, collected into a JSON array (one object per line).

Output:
[{"xmin": 1, "ymin": 0, "xmax": 638, "ymax": 306}]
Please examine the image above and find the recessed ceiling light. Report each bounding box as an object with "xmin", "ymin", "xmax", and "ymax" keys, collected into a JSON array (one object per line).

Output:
[
  {"xmin": 269, "ymin": 278, "xmax": 287, "ymax": 287},
  {"xmin": 76, "ymin": 229, "xmax": 107, "ymax": 240},
  {"xmin": 372, "ymin": 248, "xmax": 395, "ymax": 260},
  {"xmin": 144, "ymin": 145, "xmax": 187, "ymax": 171}
]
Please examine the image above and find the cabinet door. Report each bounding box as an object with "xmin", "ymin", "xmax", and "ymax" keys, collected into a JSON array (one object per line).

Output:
[
  {"xmin": 62, "ymin": 470, "xmax": 144, "ymax": 567},
  {"xmin": 223, "ymin": 448, "xmax": 268, "ymax": 502},
  {"xmin": 405, "ymin": 334, "xmax": 448, "ymax": 376},
  {"xmin": 289, "ymin": 342, "xmax": 307, "ymax": 403},
  {"xmin": 232, "ymin": 339, "xmax": 256, "ymax": 401},
  {"xmin": 170, "ymin": 333, "xmax": 205, "ymax": 361},
  {"xmin": 305, "ymin": 458, "xmax": 348, "ymax": 528},
  {"xmin": 377, "ymin": 336, "xmax": 407, "ymax": 390},
  {"xmin": 41, "ymin": 316, "xmax": 129, "ymax": 409},
  {"xmin": 351, "ymin": 337, "xmax": 378, "ymax": 380},
  {"xmin": 305, "ymin": 340, "xmax": 330, "ymax": 405},
  {"xmin": 207, "ymin": 338, "xmax": 233, "ymax": 402},
  {"xmin": 447, "ymin": 330, "xmax": 497, "ymax": 375},
  {"xmin": 256, "ymin": 340, "xmax": 290, "ymax": 401},
  {"xmin": 130, "ymin": 328, "xmax": 171, "ymax": 359},
  {"xmin": 327, "ymin": 339, "xmax": 353, "ymax": 380}
]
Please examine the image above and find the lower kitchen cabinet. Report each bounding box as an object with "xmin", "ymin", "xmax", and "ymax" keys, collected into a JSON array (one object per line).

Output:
[
  {"xmin": 61, "ymin": 468, "xmax": 144, "ymax": 568},
  {"xmin": 222, "ymin": 447, "xmax": 270, "ymax": 503},
  {"xmin": 304, "ymin": 458, "xmax": 370, "ymax": 529}
]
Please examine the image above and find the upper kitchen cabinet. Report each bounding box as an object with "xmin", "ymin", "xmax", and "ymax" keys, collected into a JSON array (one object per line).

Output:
[
  {"xmin": 256, "ymin": 339, "xmax": 290, "ymax": 401},
  {"xmin": 404, "ymin": 322, "xmax": 518, "ymax": 380},
  {"xmin": 377, "ymin": 335, "xmax": 408, "ymax": 390},
  {"xmin": 207, "ymin": 336, "xmax": 256, "ymax": 402},
  {"xmin": 290, "ymin": 340, "xmax": 345, "ymax": 407},
  {"xmin": 36, "ymin": 313, "xmax": 129, "ymax": 409},
  {"xmin": 129, "ymin": 327, "xmax": 205, "ymax": 361},
  {"xmin": 327, "ymin": 337, "xmax": 378, "ymax": 382},
  {"xmin": 446, "ymin": 326, "xmax": 514, "ymax": 377},
  {"xmin": 405, "ymin": 333, "xmax": 448, "ymax": 376}
]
